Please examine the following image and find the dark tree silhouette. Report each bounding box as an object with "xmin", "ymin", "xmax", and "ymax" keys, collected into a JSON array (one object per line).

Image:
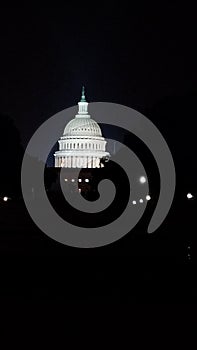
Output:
[{"xmin": 0, "ymin": 114, "xmax": 24, "ymax": 196}]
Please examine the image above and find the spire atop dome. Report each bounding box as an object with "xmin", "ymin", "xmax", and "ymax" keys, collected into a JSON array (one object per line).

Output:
[
  {"xmin": 80, "ymin": 86, "xmax": 86, "ymax": 102},
  {"xmin": 77, "ymin": 86, "xmax": 89, "ymax": 117}
]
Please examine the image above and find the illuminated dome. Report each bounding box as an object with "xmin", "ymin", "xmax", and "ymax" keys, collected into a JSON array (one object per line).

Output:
[
  {"xmin": 54, "ymin": 87, "xmax": 110, "ymax": 168},
  {"xmin": 63, "ymin": 117, "xmax": 102, "ymax": 137}
]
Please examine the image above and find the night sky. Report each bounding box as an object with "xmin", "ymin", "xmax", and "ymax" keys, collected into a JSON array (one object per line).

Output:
[{"xmin": 0, "ymin": 4, "xmax": 196, "ymax": 153}]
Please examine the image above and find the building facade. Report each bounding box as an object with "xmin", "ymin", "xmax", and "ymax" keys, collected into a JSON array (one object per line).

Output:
[{"xmin": 54, "ymin": 87, "xmax": 110, "ymax": 168}]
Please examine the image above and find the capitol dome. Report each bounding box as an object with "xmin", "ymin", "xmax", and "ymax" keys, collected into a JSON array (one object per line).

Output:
[
  {"xmin": 54, "ymin": 87, "xmax": 110, "ymax": 168},
  {"xmin": 63, "ymin": 117, "xmax": 102, "ymax": 137}
]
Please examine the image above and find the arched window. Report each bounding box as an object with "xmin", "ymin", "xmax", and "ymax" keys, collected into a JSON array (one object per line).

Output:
[
  {"xmin": 85, "ymin": 143, "xmax": 87, "ymax": 149},
  {"xmin": 77, "ymin": 143, "xmax": 79, "ymax": 149}
]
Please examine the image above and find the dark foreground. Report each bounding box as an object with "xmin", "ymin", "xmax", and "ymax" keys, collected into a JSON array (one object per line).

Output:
[{"xmin": 0, "ymin": 196, "xmax": 196, "ymax": 305}]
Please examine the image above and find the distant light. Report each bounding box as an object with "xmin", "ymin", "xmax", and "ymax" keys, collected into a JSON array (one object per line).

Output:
[
  {"xmin": 139, "ymin": 199, "xmax": 144, "ymax": 203},
  {"xmin": 71, "ymin": 179, "xmax": 75, "ymax": 182},
  {"xmin": 3, "ymin": 196, "xmax": 8, "ymax": 202},
  {"xmin": 132, "ymin": 200, "xmax": 137, "ymax": 205},
  {"xmin": 64, "ymin": 178, "xmax": 68, "ymax": 182},
  {"xmin": 78, "ymin": 178, "xmax": 82, "ymax": 182},
  {"xmin": 85, "ymin": 179, "xmax": 89, "ymax": 183},
  {"xmin": 146, "ymin": 195, "xmax": 151, "ymax": 201},
  {"xmin": 78, "ymin": 188, "xmax": 81, "ymax": 193},
  {"xmin": 139, "ymin": 176, "xmax": 146, "ymax": 184},
  {"xmin": 187, "ymin": 193, "xmax": 193, "ymax": 199}
]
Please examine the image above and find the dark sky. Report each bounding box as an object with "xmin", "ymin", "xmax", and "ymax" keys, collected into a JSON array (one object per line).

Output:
[{"xmin": 0, "ymin": 4, "xmax": 196, "ymax": 179}]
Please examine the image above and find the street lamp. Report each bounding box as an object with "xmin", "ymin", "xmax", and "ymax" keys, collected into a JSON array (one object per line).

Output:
[
  {"xmin": 146, "ymin": 195, "xmax": 151, "ymax": 201},
  {"xmin": 139, "ymin": 176, "xmax": 146, "ymax": 184},
  {"xmin": 187, "ymin": 193, "xmax": 193, "ymax": 199}
]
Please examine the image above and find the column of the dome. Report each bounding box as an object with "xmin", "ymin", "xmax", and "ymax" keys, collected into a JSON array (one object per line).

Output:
[
  {"xmin": 87, "ymin": 156, "xmax": 91, "ymax": 168},
  {"xmin": 96, "ymin": 158, "xmax": 100, "ymax": 168},
  {"xmin": 65, "ymin": 157, "xmax": 68, "ymax": 168},
  {"xmin": 68, "ymin": 156, "xmax": 71, "ymax": 168},
  {"xmin": 76, "ymin": 157, "xmax": 81, "ymax": 168}
]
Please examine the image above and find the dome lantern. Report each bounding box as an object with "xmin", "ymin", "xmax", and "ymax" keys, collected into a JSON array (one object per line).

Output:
[{"xmin": 77, "ymin": 86, "xmax": 89, "ymax": 116}]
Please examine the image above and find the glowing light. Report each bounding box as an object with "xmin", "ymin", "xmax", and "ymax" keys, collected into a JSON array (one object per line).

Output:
[
  {"xmin": 64, "ymin": 178, "xmax": 68, "ymax": 182},
  {"xmin": 78, "ymin": 178, "xmax": 82, "ymax": 182},
  {"xmin": 85, "ymin": 179, "xmax": 89, "ymax": 183},
  {"xmin": 132, "ymin": 200, "xmax": 137, "ymax": 205},
  {"xmin": 187, "ymin": 193, "xmax": 193, "ymax": 199},
  {"xmin": 71, "ymin": 179, "xmax": 75, "ymax": 182},
  {"xmin": 146, "ymin": 195, "xmax": 151, "ymax": 201},
  {"xmin": 139, "ymin": 199, "xmax": 144, "ymax": 203},
  {"xmin": 139, "ymin": 176, "xmax": 146, "ymax": 184},
  {"xmin": 3, "ymin": 196, "xmax": 8, "ymax": 202}
]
